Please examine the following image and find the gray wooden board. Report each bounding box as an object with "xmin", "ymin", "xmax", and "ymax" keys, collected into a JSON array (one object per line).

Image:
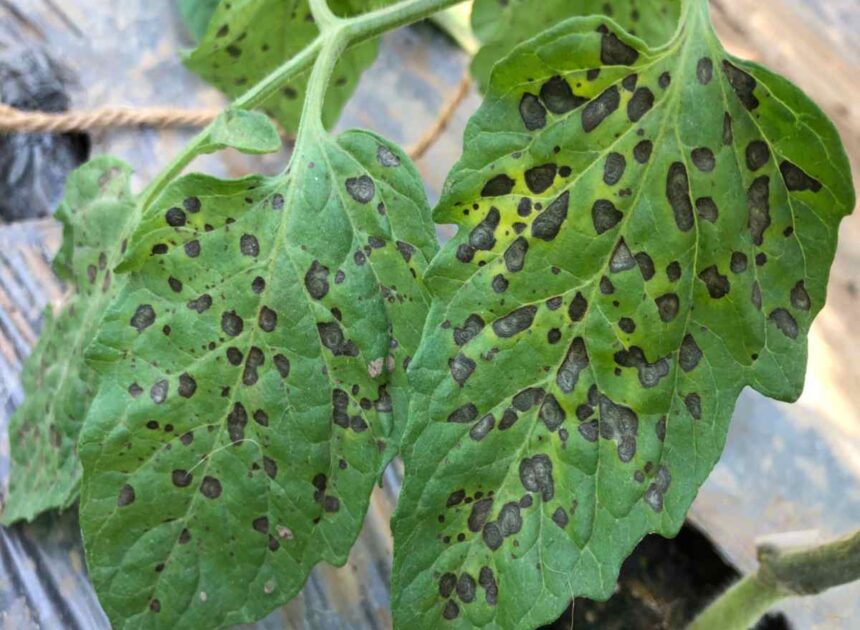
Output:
[{"xmin": 0, "ymin": 1, "xmax": 857, "ymax": 629}]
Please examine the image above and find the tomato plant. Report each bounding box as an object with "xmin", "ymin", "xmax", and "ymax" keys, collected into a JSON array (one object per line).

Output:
[{"xmin": 3, "ymin": 0, "xmax": 854, "ymax": 628}]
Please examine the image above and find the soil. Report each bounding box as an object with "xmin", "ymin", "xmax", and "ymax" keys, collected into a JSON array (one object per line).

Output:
[{"xmin": 543, "ymin": 523, "xmax": 790, "ymax": 630}]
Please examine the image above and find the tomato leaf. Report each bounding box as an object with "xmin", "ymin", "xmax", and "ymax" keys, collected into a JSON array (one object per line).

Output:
[
  {"xmin": 391, "ymin": 4, "xmax": 854, "ymax": 628},
  {"xmin": 177, "ymin": 0, "xmax": 220, "ymax": 42},
  {"xmin": 204, "ymin": 108, "xmax": 282, "ymax": 155},
  {"xmin": 183, "ymin": 0, "xmax": 381, "ymax": 132},
  {"xmin": 2, "ymin": 157, "xmax": 138, "ymax": 524},
  {"xmin": 470, "ymin": 0, "xmax": 681, "ymax": 92},
  {"xmin": 78, "ymin": 128, "xmax": 435, "ymax": 627}
]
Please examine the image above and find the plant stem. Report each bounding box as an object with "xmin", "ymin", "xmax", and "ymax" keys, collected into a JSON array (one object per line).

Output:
[
  {"xmin": 139, "ymin": 0, "xmax": 467, "ymax": 209},
  {"xmin": 689, "ymin": 528, "xmax": 860, "ymax": 630},
  {"xmin": 295, "ymin": 32, "xmax": 349, "ymax": 144},
  {"xmin": 308, "ymin": 0, "xmax": 340, "ymax": 32},
  {"xmin": 688, "ymin": 574, "xmax": 783, "ymax": 630}
]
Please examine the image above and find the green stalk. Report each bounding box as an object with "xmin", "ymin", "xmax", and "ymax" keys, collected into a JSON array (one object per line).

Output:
[
  {"xmin": 139, "ymin": 0, "xmax": 468, "ymax": 209},
  {"xmin": 689, "ymin": 528, "xmax": 860, "ymax": 630}
]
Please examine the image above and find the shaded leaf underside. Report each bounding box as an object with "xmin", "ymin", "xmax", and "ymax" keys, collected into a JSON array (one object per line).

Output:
[
  {"xmin": 393, "ymin": 7, "xmax": 853, "ymax": 629},
  {"xmin": 79, "ymin": 130, "xmax": 435, "ymax": 628},
  {"xmin": 2, "ymin": 158, "xmax": 137, "ymax": 524},
  {"xmin": 183, "ymin": 0, "xmax": 381, "ymax": 132},
  {"xmin": 470, "ymin": 0, "xmax": 681, "ymax": 92}
]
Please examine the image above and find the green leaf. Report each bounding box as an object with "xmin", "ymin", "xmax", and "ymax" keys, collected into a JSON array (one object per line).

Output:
[
  {"xmin": 470, "ymin": 0, "xmax": 681, "ymax": 92},
  {"xmin": 183, "ymin": 0, "xmax": 381, "ymax": 132},
  {"xmin": 177, "ymin": 0, "xmax": 221, "ymax": 42},
  {"xmin": 2, "ymin": 157, "xmax": 138, "ymax": 524},
  {"xmin": 79, "ymin": 128, "xmax": 436, "ymax": 627},
  {"xmin": 391, "ymin": 4, "xmax": 854, "ymax": 628},
  {"xmin": 203, "ymin": 108, "xmax": 282, "ymax": 154}
]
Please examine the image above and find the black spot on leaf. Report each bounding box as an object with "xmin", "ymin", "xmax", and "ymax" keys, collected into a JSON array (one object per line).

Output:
[
  {"xmin": 481, "ymin": 174, "xmax": 515, "ymax": 197},
  {"xmin": 470, "ymin": 207, "xmax": 501, "ymax": 250},
  {"xmin": 627, "ymin": 87, "xmax": 654, "ymax": 122},
  {"xmin": 696, "ymin": 197, "xmax": 719, "ymax": 223},
  {"xmin": 519, "ymin": 454, "xmax": 554, "ymax": 501},
  {"xmin": 519, "ymin": 93, "xmax": 546, "ymax": 130},
  {"xmin": 524, "ymin": 164, "xmax": 557, "ymax": 194},
  {"xmin": 684, "ymin": 393, "xmax": 702, "ymax": 420},
  {"xmin": 679, "ymin": 335, "xmax": 703, "ymax": 372},
  {"xmin": 513, "ymin": 387, "xmax": 544, "ymax": 412},
  {"xmin": 746, "ymin": 140, "xmax": 770, "ymax": 171},
  {"xmin": 645, "ymin": 465, "xmax": 672, "ymax": 512},
  {"xmin": 150, "ymin": 380, "xmax": 168, "ymax": 404},
  {"xmin": 492, "ymin": 306, "xmax": 537, "ymax": 338},
  {"xmin": 656, "ymin": 294, "xmax": 680, "ymax": 322},
  {"xmin": 317, "ymin": 322, "xmax": 359, "ymax": 356},
  {"xmin": 227, "ymin": 402, "xmax": 247, "ymax": 444},
  {"xmin": 376, "ymin": 144, "xmax": 400, "ymax": 167},
  {"xmin": 599, "ymin": 395, "xmax": 639, "ymax": 462},
  {"xmin": 699, "ymin": 265, "xmax": 731, "ymax": 299},
  {"xmin": 117, "ymin": 484, "xmax": 135, "ymax": 507},
  {"xmin": 470, "ymin": 414, "xmax": 494, "ymax": 441},
  {"xmin": 178, "ymin": 373, "xmax": 197, "ymax": 398},
  {"xmin": 791, "ymin": 281, "xmax": 811, "ymax": 311},
  {"xmin": 780, "ymin": 161, "xmax": 822, "ymax": 192},
  {"xmin": 540, "ymin": 76, "xmax": 586, "ymax": 113},
  {"xmin": 258, "ymin": 306, "xmax": 277, "ymax": 332},
  {"xmin": 552, "ymin": 507, "xmax": 569, "ymax": 529},
  {"xmin": 187, "ymin": 294, "xmax": 212, "ymax": 313},
  {"xmin": 456, "ymin": 573, "xmax": 476, "ymax": 603},
  {"xmin": 449, "ymin": 353, "xmax": 476, "ymax": 386},
  {"xmin": 172, "ymin": 469, "xmax": 192, "ymax": 487},
  {"xmin": 539, "ymin": 394, "xmax": 566, "ymax": 431},
  {"xmin": 240, "ymin": 234, "xmax": 259, "ymax": 256},
  {"xmin": 454, "ymin": 314, "xmax": 485, "ymax": 346},
  {"xmin": 305, "ymin": 260, "xmax": 329, "ymax": 300},
  {"xmin": 666, "ymin": 163, "xmax": 694, "ymax": 232},
  {"xmin": 468, "ymin": 498, "xmax": 493, "ymax": 532},
  {"xmin": 568, "ymin": 292, "xmax": 588, "ymax": 322},
  {"xmin": 531, "ymin": 191, "xmax": 569, "ymax": 240},
  {"xmin": 696, "ymin": 57, "xmax": 713, "ymax": 84},
  {"xmin": 635, "ymin": 252, "xmax": 655, "ymax": 281},
  {"xmin": 582, "ymin": 86, "xmax": 620, "ymax": 132},
  {"xmin": 130, "ymin": 305, "xmax": 155, "ymax": 332},
  {"xmin": 748, "ymin": 176, "xmax": 771, "ymax": 246},
  {"xmin": 200, "ymin": 476, "xmax": 222, "ymax": 499},
  {"xmin": 604, "ymin": 152, "xmax": 626, "ymax": 185},
  {"xmin": 633, "ymin": 140, "xmax": 653, "ymax": 164},
  {"xmin": 722, "ymin": 60, "xmax": 759, "ymax": 110},
  {"xmin": 600, "ymin": 27, "xmax": 639, "ymax": 65},
  {"xmin": 165, "ymin": 207, "xmax": 187, "ymax": 227},
  {"xmin": 592, "ymin": 199, "xmax": 623, "ymax": 234},
  {"xmin": 769, "ymin": 308, "xmax": 799, "ymax": 339},
  {"xmin": 221, "ymin": 310, "xmax": 244, "ymax": 337},
  {"xmin": 691, "ymin": 147, "xmax": 716, "ymax": 172},
  {"xmin": 345, "ymin": 176, "xmax": 375, "ymax": 203},
  {"xmin": 448, "ymin": 403, "xmax": 478, "ymax": 424}
]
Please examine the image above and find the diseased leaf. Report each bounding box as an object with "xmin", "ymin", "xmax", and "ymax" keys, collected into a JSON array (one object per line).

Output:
[
  {"xmin": 183, "ymin": 0, "xmax": 381, "ymax": 132},
  {"xmin": 2, "ymin": 157, "xmax": 138, "ymax": 524},
  {"xmin": 79, "ymin": 128, "xmax": 436, "ymax": 627},
  {"xmin": 470, "ymin": 0, "xmax": 681, "ymax": 92},
  {"xmin": 204, "ymin": 108, "xmax": 282, "ymax": 155},
  {"xmin": 392, "ymin": 4, "xmax": 854, "ymax": 628}
]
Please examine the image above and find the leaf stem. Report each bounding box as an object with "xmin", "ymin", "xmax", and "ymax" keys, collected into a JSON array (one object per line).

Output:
[
  {"xmin": 295, "ymin": 32, "xmax": 349, "ymax": 144},
  {"xmin": 688, "ymin": 528, "xmax": 860, "ymax": 630},
  {"xmin": 308, "ymin": 0, "xmax": 340, "ymax": 32},
  {"xmin": 139, "ymin": 0, "xmax": 467, "ymax": 209}
]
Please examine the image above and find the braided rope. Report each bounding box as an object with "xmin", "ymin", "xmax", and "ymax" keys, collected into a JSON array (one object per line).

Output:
[
  {"xmin": 0, "ymin": 104, "xmax": 221, "ymax": 133},
  {"xmin": 0, "ymin": 69, "xmax": 472, "ymax": 159}
]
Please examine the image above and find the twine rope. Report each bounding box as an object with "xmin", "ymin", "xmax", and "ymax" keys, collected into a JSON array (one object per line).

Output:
[{"xmin": 0, "ymin": 70, "xmax": 472, "ymax": 160}]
